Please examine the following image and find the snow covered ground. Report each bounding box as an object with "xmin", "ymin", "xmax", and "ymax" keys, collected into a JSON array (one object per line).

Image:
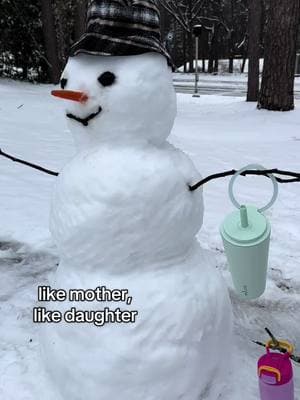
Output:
[
  {"xmin": 173, "ymin": 72, "xmax": 300, "ymax": 84},
  {"xmin": 0, "ymin": 78, "xmax": 300, "ymax": 399},
  {"xmin": 173, "ymin": 73, "xmax": 300, "ymax": 98}
]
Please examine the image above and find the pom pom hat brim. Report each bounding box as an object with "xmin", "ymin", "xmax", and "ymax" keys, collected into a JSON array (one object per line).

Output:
[{"xmin": 70, "ymin": 0, "xmax": 174, "ymax": 68}]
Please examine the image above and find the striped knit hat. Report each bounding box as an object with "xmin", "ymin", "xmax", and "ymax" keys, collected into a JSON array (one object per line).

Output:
[{"xmin": 70, "ymin": 0, "xmax": 173, "ymax": 68}]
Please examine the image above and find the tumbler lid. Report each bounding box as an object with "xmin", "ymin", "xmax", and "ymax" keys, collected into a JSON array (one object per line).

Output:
[{"xmin": 222, "ymin": 205, "xmax": 269, "ymax": 245}]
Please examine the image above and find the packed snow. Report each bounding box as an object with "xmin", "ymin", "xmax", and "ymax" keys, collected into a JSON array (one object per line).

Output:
[
  {"xmin": 42, "ymin": 53, "xmax": 232, "ymax": 400},
  {"xmin": 0, "ymin": 75, "xmax": 299, "ymax": 400}
]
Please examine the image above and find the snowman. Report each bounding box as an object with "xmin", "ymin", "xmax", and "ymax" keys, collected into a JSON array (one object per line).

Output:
[{"xmin": 40, "ymin": 1, "xmax": 233, "ymax": 399}]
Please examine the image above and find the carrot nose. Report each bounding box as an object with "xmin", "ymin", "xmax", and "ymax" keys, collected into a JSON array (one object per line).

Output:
[{"xmin": 51, "ymin": 90, "xmax": 89, "ymax": 103}]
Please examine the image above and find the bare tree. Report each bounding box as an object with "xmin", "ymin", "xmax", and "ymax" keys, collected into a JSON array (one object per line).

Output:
[
  {"xmin": 202, "ymin": 0, "xmax": 248, "ymax": 74},
  {"xmin": 228, "ymin": 0, "xmax": 235, "ymax": 73},
  {"xmin": 258, "ymin": 0, "xmax": 300, "ymax": 111},
  {"xmin": 40, "ymin": 0, "xmax": 61, "ymax": 83},
  {"xmin": 158, "ymin": 0, "xmax": 248, "ymax": 73},
  {"xmin": 246, "ymin": 0, "xmax": 262, "ymax": 101},
  {"xmin": 158, "ymin": 0, "xmax": 206, "ymax": 71}
]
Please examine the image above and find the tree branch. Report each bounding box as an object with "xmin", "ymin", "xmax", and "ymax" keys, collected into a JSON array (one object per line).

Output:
[
  {"xmin": 192, "ymin": 0, "xmax": 206, "ymax": 14},
  {"xmin": 158, "ymin": 0, "xmax": 189, "ymax": 31},
  {"xmin": 0, "ymin": 149, "xmax": 59, "ymax": 176},
  {"xmin": 189, "ymin": 169, "xmax": 300, "ymax": 191},
  {"xmin": 0, "ymin": 150, "xmax": 299, "ymax": 194}
]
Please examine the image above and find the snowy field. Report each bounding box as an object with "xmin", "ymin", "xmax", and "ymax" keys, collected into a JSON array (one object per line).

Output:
[{"xmin": 0, "ymin": 78, "xmax": 300, "ymax": 399}]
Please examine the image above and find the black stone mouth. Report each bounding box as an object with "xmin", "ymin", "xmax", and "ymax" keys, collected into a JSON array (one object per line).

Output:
[{"xmin": 66, "ymin": 106, "xmax": 102, "ymax": 127}]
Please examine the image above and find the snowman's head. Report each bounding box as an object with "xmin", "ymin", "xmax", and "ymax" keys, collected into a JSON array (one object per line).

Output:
[{"xmin": 53, "ymin": 53, "xmax": 177, "ymax": 149}]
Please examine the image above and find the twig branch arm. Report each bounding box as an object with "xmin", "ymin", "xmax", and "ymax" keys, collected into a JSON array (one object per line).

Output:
[
  {"xmin": 0, "ymin": 149, "xmax": 59, "ymax": 177},
  {"xmin": 189, "ymin": 169, "xmax": 300, "ymax": 191},
  {"xmin": 0, "ymin": 149, "xmax": 299, "ymax": 189}
]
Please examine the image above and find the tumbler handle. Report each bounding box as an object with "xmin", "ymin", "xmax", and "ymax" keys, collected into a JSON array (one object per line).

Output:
[{"xmin": 229, "ymin": 164, "xmax": 278, "ymax": 213}]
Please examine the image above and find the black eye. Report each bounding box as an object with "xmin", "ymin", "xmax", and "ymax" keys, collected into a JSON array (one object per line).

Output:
[
  {"xmin": 60, "ymin": 78, "xmax": 68, "ymax": 89},
  {"xmin": 98, "ymin": 71, "xmax": 116, "ymax": 87}
]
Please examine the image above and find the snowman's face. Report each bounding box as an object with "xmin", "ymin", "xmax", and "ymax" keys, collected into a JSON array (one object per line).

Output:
[{"xmin": 57, "ymin": 53, "xmax": 177, "ymax": 149}]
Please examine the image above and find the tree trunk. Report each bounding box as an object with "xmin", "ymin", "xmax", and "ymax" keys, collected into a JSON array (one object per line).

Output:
[
  {"xmin": 22, "ymin": 64, "xmax": 28, "ymax": 80},
  {"xmin": 241, "ymin": 57, "xmax": 247, "ymax": 73},
  {"xmin": 208, "ymin": 53, "xmax": 214, "ymax": 73},
  {"xmin": 75, "ymin": 0, "xmax": 88, "ymax": 40},
  {"xmin": 55, "ymin": 2, "xmax": 68, "ymax": 67},
  {"xmin": 258, "ymin": 0, "xmax": 300, "ymax": 111},
  {"xmin": 208, "ymin": 35, "xmax": 214, "ymax": 73},
  {"xmin": 159, "ymin": 2, "xmax": 167, "ymax": 40},
  {"xmin": 208, "ymin": 28, "xmax": 218, "ymax": 74},
  {"xmin": 188, "ymin": 30, "xmax": 194, "ymax": 72},
  {"xmin": 40, "ymin": 0, "xmax": 61, "ymax": 83},
  {"xmin": 247, "ymin": 0, "xmax": 262, "ymax": 101},
  {"xmin": 187, "ymin": 0, "xmax": 193, "ymax": 72},
  {"xmin": 228, "ymin": 57, "xmax": 234, "ymax": 73},
  {"xmin": 228, "ymin": 32, "xmax": 234, "ymax": 73},
  {"xmin": 183, "ymin": 32, "xmax": 187, "ymax": 73},
  {"xmin": 214, "ymin": 58, "xmax": 219, "ymax": 74},
  {"xmin": 214, "ymin": 39, "xmax": 219, "ymax": 74},
  {"xmin": 228, "ymin": 0, "xmax": 235, "ymax": 73}
]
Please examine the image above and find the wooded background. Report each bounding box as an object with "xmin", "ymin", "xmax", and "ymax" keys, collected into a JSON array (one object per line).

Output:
[{"xmin": 0, "ymin": 0, "xmax": 300, "ymax": 110}]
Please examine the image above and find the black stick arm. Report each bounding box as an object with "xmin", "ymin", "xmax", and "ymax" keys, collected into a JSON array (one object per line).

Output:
[
  {"xmin": 0, "ymin": 148, "xmax": 59, "ymax": 177},
  {"xmin": 0, "ymin": 149, "xmax": 300, "ymax": 187},
  {"xmin": 189, "ymin": 168, "xmax": 300, "ymax": 191}
]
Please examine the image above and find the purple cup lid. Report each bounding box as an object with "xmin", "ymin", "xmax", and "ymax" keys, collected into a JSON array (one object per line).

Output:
[{"xmin": 258, "ymin": 351, "xmax": 293, "ymax": 386}]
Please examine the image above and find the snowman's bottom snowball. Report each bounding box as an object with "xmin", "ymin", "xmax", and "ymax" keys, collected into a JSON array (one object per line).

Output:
[{"xmin": 39, "ymin": 243, "xmax": 233, "ymax": 400}]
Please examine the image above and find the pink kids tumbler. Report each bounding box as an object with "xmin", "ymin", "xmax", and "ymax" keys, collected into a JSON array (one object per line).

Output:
[{"xmin": 258, "ymin": 345, "xmax": 294, "ymax": 400}]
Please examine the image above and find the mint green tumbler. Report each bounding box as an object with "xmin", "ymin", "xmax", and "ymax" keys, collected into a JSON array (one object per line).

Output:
[{"xmin": 220, "ymin": 164, "xmax": 279, "ymax": 300}]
